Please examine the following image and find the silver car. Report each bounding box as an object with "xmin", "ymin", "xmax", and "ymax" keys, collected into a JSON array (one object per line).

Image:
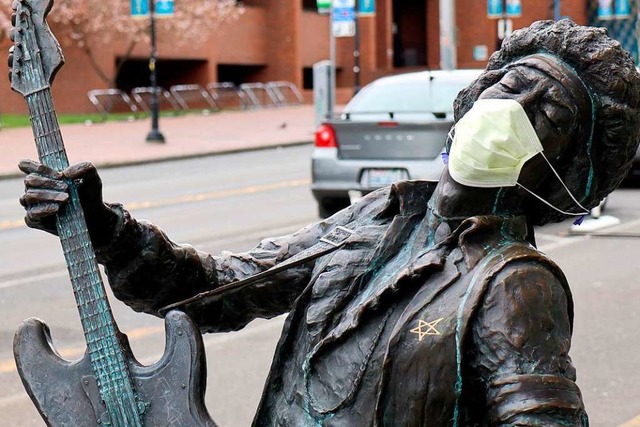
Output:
[{"xmin": 311, "ymin": 69, "xmax": 482, "ymax": 218}]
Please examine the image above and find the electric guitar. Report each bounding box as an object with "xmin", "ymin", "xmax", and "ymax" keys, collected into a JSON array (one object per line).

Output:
[{"xmin": 10, "ymin": 1, "xmax": 216, "ymax": 425}]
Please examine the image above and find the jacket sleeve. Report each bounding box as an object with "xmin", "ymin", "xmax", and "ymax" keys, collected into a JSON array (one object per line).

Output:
[
  {"xmin": 469, "ymin": 261, "xmax": 588, "ymax": 426},
  {"xmin": 94, "ymin": 194, "xmax": 383, "ymax": 332}
]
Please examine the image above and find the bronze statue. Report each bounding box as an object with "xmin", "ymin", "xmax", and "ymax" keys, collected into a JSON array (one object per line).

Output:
[{"xmin": 16, "ymin": 20, "xmax": 640, "ymax": 426}]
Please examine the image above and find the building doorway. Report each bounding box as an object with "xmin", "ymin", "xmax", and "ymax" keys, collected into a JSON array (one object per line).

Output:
[{"xmin": 392, "ymin": 0, "xmax": 427, "ymax": 67}]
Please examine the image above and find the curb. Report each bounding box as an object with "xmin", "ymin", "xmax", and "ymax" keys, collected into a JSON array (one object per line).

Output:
[{"xmin": 0, "ymin": 140, "xmax": 313, "ymax": 181}]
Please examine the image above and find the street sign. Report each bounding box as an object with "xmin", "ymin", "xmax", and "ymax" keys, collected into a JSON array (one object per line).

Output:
[
  {"xmin": 156, "ymin": 0, "xmax": 174, "ymax": 17},
  {"xmin": 359, "ymin": 0, "xmax": 375, "ymax": 15},
  {"xmin": 317, "ymin": 0, "xmax": 331, "ymax": 14},
  {"xmin": 487, "ymin": 0, "xmax": 521, "ymax": 18},
  {"xmin": 332, "ymin": 0, "xmax": 356, "ymax": 38},
  {"xmin": 131, "ymin": 0, "xmax": 149, "ymax": 18}
]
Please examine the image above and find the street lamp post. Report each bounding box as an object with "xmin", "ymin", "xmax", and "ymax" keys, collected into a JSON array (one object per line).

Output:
[
  {"xmin": 353, "ymin": 0, "xmax": 361, "ymax": 95},
  {"xmin": 146, "ymin": 0, "xmax": 165, "ymax": 143}
]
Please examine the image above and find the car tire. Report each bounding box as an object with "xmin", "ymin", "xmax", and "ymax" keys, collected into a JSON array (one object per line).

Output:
[{"xmin": 318, "ymin": 197, "xmax": 350, "ymax": 219}]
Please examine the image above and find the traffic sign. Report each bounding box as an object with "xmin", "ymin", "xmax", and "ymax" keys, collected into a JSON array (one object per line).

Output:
[{"xmin": 332, "ymin": 0, "xmax": 355, "ymax": 38}]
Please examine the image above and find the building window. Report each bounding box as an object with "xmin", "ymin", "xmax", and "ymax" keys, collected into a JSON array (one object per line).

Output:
[{"xmin": 302, "ymin": 0, "xmax": 317, "ymax": 11}]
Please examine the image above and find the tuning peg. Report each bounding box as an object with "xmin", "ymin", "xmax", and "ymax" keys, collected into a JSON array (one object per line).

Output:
[{"xmin": 11, "ymin": 13, "xmax": 16, "ymax": 26}]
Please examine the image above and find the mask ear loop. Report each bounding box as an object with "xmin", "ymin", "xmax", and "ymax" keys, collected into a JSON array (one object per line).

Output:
[{"xmin": 516, "ymin": 152, "xmax": 590, "ymax": 217}]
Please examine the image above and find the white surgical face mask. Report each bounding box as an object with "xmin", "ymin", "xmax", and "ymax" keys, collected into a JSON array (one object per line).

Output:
[{"xmin": 448, "ymin": 98, "xmax": 589, "ymax": 217}]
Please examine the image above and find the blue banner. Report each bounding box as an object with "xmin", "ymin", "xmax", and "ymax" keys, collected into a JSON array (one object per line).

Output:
[
  {"xmin": 359, "ymin": 0, "xmax": 375, "ymax": 15},
  {"xmin": 156, "ymin": 0, "xmax": 174, "ymax": 17},
  {"xmin": 131, "ymin": 0, "xmax": 149, "ymax": 17},
  {"xmin": 487, "ymin": 0, "xmax": 502, "ymax": 18},
  {"xmin": 615, "ymin": 0, "xmax": 631, "ymax": 17},
  {"xmin": 597, "ymin": 0, "xmax": 614, "ymax": 19},
  {"xmin": 506, "ymin": 0, "xmax": 521, "ymax": 17},
  {"xmin": 488, "ymin": 0, "xmax": 521, "ymax": 18}
]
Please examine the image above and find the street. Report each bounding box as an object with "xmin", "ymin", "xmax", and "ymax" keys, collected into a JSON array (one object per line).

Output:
[{"xmin": 1, "ymin": 144, "xmax": 639, "ymax": 426}]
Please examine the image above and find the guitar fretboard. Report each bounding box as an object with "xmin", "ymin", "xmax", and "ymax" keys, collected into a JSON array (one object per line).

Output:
[{"xmin": 25, "ymin": 89, "xmax": 143, "ymax": 426}]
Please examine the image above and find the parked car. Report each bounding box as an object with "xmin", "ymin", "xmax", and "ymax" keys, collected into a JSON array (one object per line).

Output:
[{"xmin": 311, "ymin": 69, "xmax": 482, "ymax": 218}]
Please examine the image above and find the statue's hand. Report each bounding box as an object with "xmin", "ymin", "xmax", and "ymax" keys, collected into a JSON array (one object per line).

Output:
[{"xmin": 19, "ymin": 160, "xmax": 113, "ymax": 245}]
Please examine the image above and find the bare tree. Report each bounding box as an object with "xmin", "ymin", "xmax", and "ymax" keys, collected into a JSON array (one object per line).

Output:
[{"xmin": 9, "ymin": 0, "xmax": 244, "ymax": 87}]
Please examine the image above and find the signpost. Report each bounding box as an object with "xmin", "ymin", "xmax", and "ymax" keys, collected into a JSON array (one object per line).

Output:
[{"xmin": 145, "ymin": 0, "xmax": 165, "ymax": 143}]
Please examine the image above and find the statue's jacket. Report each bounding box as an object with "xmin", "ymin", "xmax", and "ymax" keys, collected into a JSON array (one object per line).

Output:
[{"xmin": 97, "ymin": 180, "xmax": 588, "ymax": 426}]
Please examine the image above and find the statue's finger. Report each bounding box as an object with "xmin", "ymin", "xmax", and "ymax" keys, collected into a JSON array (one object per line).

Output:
[
  {"xmin": 18, "ymin": 159, "xmax": 61, "ymax": 179},
  {"xmin": 25, "ymin": 174, "xmax": 68, "ymax": 192},
  {"xmin": 25, "ymin": 203, "xmax": 60, "ymax": 221},
  {"xmin": 63, "ymin": 161, "xmax": 98, "ymax": 181},
  {"xmin": 22, "ymin": 188, "xmax": 68, "ymax": 206}
]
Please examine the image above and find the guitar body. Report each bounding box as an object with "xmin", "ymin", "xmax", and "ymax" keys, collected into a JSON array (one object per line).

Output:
[{"xmin": 14, "ymin": 310, "xmax": 215, "ymax": 427}]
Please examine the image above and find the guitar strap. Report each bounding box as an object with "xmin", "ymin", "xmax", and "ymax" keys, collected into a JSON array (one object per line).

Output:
[{"xmin": 159, "ymin": 226, "xmax": 359, "ymax": 314}]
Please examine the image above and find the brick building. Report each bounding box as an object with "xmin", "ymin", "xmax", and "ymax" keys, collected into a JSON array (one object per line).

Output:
[{"xmin": 2, "ymin": 1, "xmax": 626, "ymax": 114}]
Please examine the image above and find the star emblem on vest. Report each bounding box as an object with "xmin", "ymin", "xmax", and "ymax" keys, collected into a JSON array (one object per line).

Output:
[{"xmin": 410, "ymin": 318, "xmax": 444, "ymax": 341}]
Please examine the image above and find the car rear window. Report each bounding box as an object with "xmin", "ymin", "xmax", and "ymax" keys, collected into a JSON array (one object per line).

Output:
[{"xmin": 345, "ymin": 77, "xmax": 471, "ymax": 114}]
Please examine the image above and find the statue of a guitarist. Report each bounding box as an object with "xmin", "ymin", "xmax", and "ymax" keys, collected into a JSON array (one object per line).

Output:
[
  {"xmin": 12, "ymin": 6, "xmax": 640, "ymax": 427},
  {"xmin": 9, "ymin": 1, "xmax": 215, "ymax": 425}
]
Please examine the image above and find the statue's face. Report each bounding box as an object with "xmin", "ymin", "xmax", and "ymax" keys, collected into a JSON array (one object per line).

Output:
[{"xmin": 477, "ymin": 60, "xmax": 586, "ymax": 187}]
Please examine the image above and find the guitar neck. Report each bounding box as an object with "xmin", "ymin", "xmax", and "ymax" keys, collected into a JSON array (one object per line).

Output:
[{"xmin": 25, "ymin": 89, "xmax": 143, "ymax": 425}]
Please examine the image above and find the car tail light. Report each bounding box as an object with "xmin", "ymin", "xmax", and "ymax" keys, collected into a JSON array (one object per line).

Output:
[
  {"xmin": 315, "ymin": 124, "xmax": 338, "ymax": 148},
  {"xmin": 377, "ymin": 121, "xmax": 399, "ymax": 128}
]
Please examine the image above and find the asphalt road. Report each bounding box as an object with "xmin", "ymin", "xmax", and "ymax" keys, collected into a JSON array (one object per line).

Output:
[{"xmin": 0, "ymin": 145, "xmax": 639, "ymax": 426}]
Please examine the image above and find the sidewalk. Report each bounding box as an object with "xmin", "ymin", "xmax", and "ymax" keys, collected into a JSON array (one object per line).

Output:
[{"xmin": 0, "ymin": 105, "xmax": 317, "ymax": 179}]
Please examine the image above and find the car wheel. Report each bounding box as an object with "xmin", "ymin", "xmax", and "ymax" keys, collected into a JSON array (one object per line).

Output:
[{"xmin": 318, "ymin": 198, "xmax": 350, "ymax": 219}]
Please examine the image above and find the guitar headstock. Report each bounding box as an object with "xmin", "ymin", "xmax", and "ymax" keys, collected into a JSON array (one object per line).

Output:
[{"xmin": 10, "ymin": 0, "xmax": 64, "ymax": 96}]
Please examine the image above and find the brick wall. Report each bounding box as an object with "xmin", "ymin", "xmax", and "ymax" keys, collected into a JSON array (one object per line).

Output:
[{"xmin": 0, "ymin": 1, "xmax": 592, "ymax": 114}]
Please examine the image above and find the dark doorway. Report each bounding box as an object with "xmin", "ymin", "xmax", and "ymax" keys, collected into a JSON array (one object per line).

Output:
[
  {"xmin": 392, "ymin": 0, "xmax": 427, "ymax": 67},
  {"xmin": 116, "ymin": 58, "xmax": 208, "ymax": 92},
  {"xmin": 217, "ymin": 64, "xmax": 268, "ymax": 86}
]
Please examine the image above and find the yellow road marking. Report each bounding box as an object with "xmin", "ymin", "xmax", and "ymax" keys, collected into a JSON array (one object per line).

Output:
[
  {"xmin": 0, "ymin": 219, "xmax": 25, "ymax": 231},
  {"xmin": 0, "ymin": 325, "xmax": 166, "ymax": 374},
  {"xmin": 620, "ymin": 415, "xmax": 640, "ymax": 427},
  {"xmin": 0, "ymin": 179, "xmax": 310, "ymax": 232}
]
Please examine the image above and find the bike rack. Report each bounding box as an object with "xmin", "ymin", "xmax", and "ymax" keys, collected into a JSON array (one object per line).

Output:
[
  {"xmin": 238, "ymin": 83, "xmax": 281, "ymax": 109},
  {"xmin": 131, "ymin": 87, "xmax": 182, "ymax": 114},
  {"xmin": 87, "ymin": 89, "xmax": 139, "ymax": 121},
  {"xmin": 266, "ymin": 81, "xmax": 304, "ymax": 106},
  {"xmin": 206, "ymin": 82, "xmax": 246, "ymax": 110},
  {"xmin": 169, "ymin": 84, "xmax": 218, "ymax": 113}
]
